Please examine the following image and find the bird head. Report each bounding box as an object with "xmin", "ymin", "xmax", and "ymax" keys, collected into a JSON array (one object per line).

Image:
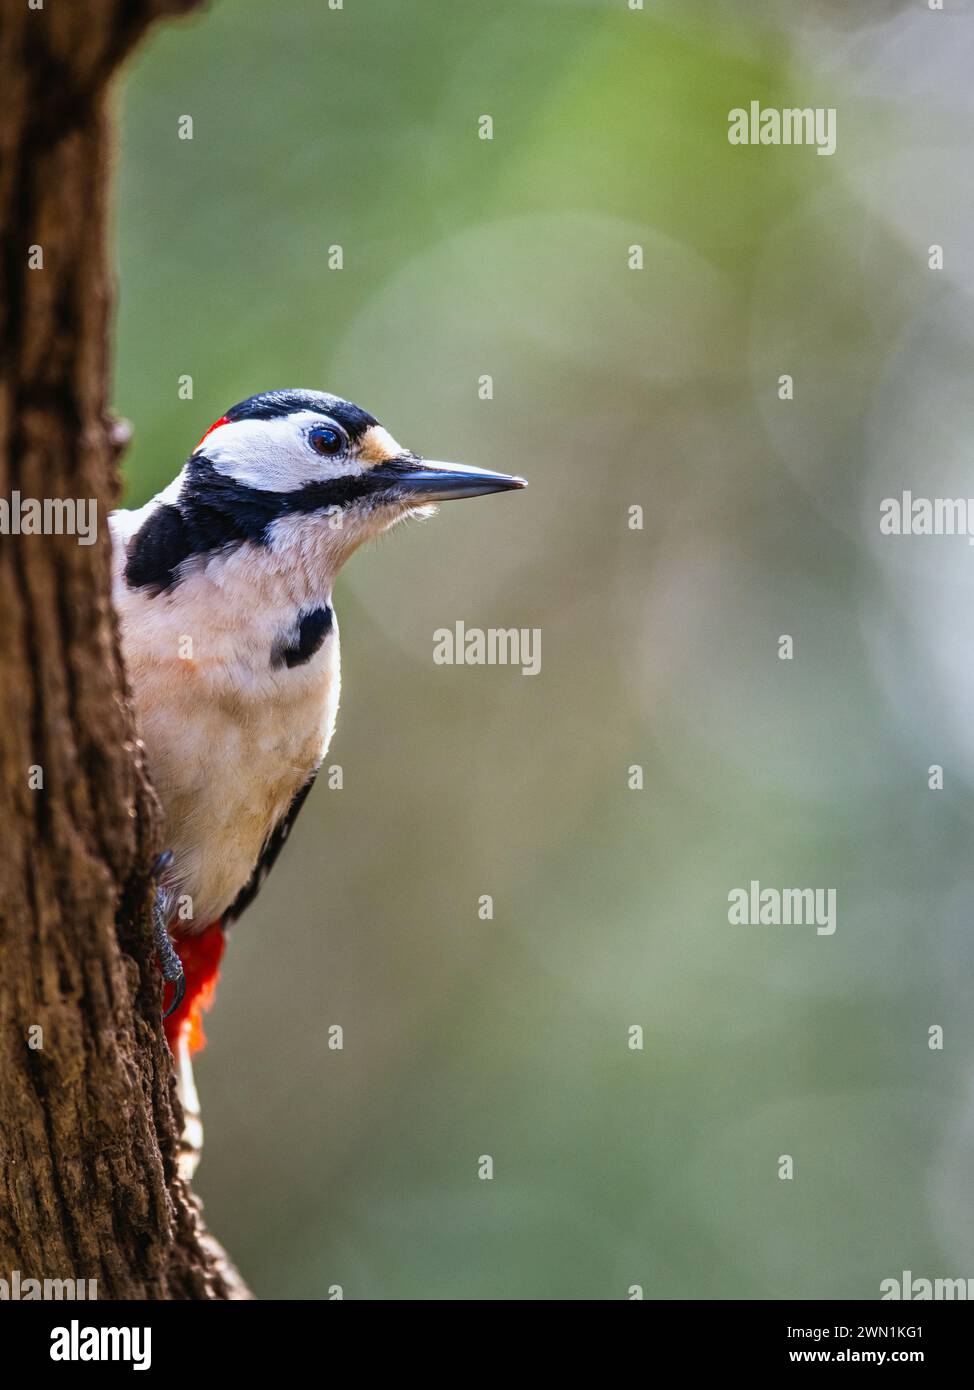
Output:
[
  {"xmin": 195, "ymin": 388, "xmax": 523, "ymax": 541},
  {"xmin": 122, "ymin": 389, "xmax": 525, "ymax": 600}
]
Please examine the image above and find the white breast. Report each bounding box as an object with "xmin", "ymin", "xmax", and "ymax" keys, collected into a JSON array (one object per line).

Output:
[{"xmin": 110, "ymin": 505, "xmax": 340, "ymax": 931}]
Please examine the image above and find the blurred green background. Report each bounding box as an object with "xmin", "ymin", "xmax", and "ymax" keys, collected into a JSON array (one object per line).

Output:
[{"xmin": 113, "ymin": 0, "xmax": 974, "ymax": 1298}]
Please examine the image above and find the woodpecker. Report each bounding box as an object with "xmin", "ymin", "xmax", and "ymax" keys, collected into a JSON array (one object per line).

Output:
[{"xmin": 110, "ymin": 389, "xmax": 525, "ymax": 1170}]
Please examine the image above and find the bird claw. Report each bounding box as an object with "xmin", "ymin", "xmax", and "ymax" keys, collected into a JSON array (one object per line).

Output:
[
  {"xmin": 151, "ymin": 855, "xmax": 184, "ymax": 1019},
  {"xmin": 152, "ymin": 849, "xmax": 174, "ymax": 878}
]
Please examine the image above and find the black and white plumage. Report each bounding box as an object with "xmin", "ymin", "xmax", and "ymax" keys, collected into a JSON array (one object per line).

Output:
[{"xmin": 110, "ymin": 389, "xmax": 525, "ymax": 985}]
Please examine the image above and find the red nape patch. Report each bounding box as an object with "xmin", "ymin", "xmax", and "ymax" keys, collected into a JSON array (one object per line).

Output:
[
  {"xmin": 195, "ymin": 414, "xmax": 229, "ymax": 450},
  {"xmin": 163, "ymin": 925, "xmax": 226, "ymax": 1054}
]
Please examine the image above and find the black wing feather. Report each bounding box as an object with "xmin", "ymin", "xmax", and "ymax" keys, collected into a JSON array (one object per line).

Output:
[{"xmin": 221, "ymin": 770, "xmax": 319, "ymax": 929}]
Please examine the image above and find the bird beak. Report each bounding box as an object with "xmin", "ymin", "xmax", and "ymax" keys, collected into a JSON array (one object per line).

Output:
[{"xmin": 374, "ymin": 457, "xmax": 527, "ymax": 502}]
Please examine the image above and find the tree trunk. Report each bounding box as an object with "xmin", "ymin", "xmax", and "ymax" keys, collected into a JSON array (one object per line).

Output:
[{"xmin": 0, "ymin": 0, "xmax": 249, "ymax": 1299}]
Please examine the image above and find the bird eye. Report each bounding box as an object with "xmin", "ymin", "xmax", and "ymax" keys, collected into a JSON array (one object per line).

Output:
[{"xmin": 309, "ymin": 425, "xmax": 345, "ymax": 457}]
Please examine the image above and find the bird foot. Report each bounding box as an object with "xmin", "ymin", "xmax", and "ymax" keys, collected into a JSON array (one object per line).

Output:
[{"xmin": 151, "ymin": 851, "xmax": 185, "ymax": 1019}]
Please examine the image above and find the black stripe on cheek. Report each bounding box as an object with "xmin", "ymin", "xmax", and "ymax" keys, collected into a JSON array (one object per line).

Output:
[
  {"xmin": 125, "ymin": 455, "xmax": 388, "ymax": 598},
  {"xmin": 124, "ymin": 504, "xmax": 189, "ymax": 594},
  {"xmin": 271, "ymin": 605, "xmax": 333, "ymax": 669}
]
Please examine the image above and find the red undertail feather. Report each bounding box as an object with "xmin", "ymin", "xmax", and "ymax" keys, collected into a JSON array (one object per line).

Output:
[{"xmin": 163, "ymin": 924, "xmax": 226, "ymax": 1054}]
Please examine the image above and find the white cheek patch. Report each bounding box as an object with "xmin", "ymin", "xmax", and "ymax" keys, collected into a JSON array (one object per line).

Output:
[{"xmin": 198, "ymin": 411, "xmax": 363, "ymax": 492}]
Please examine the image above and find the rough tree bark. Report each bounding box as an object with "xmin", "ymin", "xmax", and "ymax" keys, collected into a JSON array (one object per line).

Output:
[{"xmin": 0, "ymin": 0, "xmax": 249, "ymax": 1298}]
